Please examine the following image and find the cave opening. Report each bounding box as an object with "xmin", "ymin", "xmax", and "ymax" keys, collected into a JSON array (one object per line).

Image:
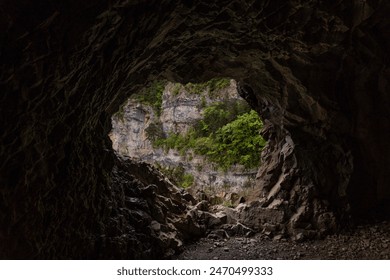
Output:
[{"xmin": 109, "ymin": 78, "xmax": 267, "ymax": 209}]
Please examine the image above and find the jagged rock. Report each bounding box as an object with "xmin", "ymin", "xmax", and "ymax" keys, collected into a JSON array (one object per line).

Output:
[
  {"xmin": 182, "ymin": 192, "xmax": 197, "ymax": 205},
  {"xmin": 194, "ymin": 200, "xmax": 209, "ymax": 211},
  {"xmin": 225, "ymin": 192, "xmax": 240, "ymax": 205},
  {"xmin": 273, "ymin": 235, "xmax": 283, "ymax": 241},
  {"xmin": 195, "ymin": 190, "xmax": 209, "ymax": 201},
  {"xmin": 215, "ymin": 212, "xmax": 229, "ymax": 224},
  {"xmin": 150, "ymin": 221, "xmax": 161, "ymax": 232},
  {"xmin": 204, "ymin": 211, "xmax": 228, "ymax": 228},
  {"xmin": 315, "ymin": 212, "xmax": 338, "ymax": 235},
  {"xmin": 171, "ymin": 212, "xmax": 205, "ymax": 240},
  {"xmin": 157, "ymin": 231, "xmax": 183, "ymax": 256},
  {"xmin": 262, "ymin": 223, "xmax": 278, "ymax": 236},
  {"xmin": 208, "ymin": 195, "xmax": 224, "ymax": 205},
  {"xmin": 211, "ymin": 205, "xmax": 239, "ymax": 224},
  {"xmin": 237, "ymin": 201, "xmax": 285, "ymax": 231},
  {"xmin": 207, "ymin": 229, "xmax": 229, "ymax": 240},
  {"xmin": 294, "ymin": 233, "xmax": 306, "ymax": 243},
  {"xmin": 220, "ymin": 223, "xmax": 255, "ymax": 237}
]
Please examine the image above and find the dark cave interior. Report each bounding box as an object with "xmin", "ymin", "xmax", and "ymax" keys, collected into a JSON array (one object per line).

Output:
[{"xmin": 0, "ymin": 0, "xmax": 389, "ymax": 259}]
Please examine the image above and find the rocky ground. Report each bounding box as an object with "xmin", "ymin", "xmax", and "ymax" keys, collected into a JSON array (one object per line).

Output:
[{"xmin": 175, "ymin": 220, "xmax": 390, "ymax": 260}]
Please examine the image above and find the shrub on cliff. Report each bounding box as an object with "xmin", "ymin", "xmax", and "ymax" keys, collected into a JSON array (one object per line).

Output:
[
  {"xmin": 155, "ymin": 103, "xmax": 266, "ymax": 171},
  {"xmin": 205, "ymin": 110, "xmax": 266, "ymax": 170},
  {"xmin": 133, "ymin": 80, "xmax": 166, "ymax": 116}
]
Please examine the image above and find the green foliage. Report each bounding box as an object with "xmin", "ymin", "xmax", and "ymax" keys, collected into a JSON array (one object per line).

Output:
[
  {"xmin": 205, "ymin": 110, "xmax": 266, "ymax": 170},
  {"xmin": 172, "ymin": 83, "xmax": 182, "ymax": 96},
  {"xmin": 222, "ymin": 201, "xmax": 235, "ymax": 208},
  {"xmin": 155, "ymin": 129, "xmax": 197, "ymax": 156},
  {"xmin": 182, "ymin": 173, "xmax": 195, "ymax": 188},
  {"xmin": 194, "ymin": 100, "xmax": 251, "ymax": 137},
  {"xmin": 207, "ymin": 77, "xmax": 231, "ymax": 93},
  {"xmin": 133, "ymin": 80, "xmax": 166, "ymax": 116},
  {"xmin": 200, "ymin": 95, "xmax": 207, "ymax": 108}
]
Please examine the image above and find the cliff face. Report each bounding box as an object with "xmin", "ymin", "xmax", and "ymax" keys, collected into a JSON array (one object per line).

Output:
[
  {"xmin": 1, "ymin": 0, "xmax": 389, "ymax": 258},
  {"xmin": 110, "ymin": 99, "xmax": 155, "ymax": 158},
  {"xmin": 110, "ymin": 80, "xmax": 258, "ymax": 198}
]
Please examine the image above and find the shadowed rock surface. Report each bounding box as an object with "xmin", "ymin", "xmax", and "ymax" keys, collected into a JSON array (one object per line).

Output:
[{"xmin": 1, "ymin": 0, "xmax": 389, "ymax": 258}]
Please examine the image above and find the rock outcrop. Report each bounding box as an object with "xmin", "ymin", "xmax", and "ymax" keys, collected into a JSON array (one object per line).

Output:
[
  {"xmin": 1, "ymin": 0, "xmax": 389, "ymax": 258},
  {"xmin": 99, "ymin": 155, "xmax": 205, "ymax": 258}
]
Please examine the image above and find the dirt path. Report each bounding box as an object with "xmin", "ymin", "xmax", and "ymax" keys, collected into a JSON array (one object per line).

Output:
[{"xmin": 175, "ymin": 221, "xmax": 390, "ymax": 260}]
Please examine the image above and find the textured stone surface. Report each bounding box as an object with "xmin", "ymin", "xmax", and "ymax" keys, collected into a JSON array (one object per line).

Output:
[
  {"xmin": 1, "ymin": 0, "xmax": 389, "ymax": 258},
  {"xmin": 96, "ymin": 156, "xmax": 205, "ymax": 259}
]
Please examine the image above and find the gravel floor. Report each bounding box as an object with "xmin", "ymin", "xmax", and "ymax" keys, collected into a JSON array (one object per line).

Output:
[{"xmin": 175, "ymin": 221, "xmax": 390, "ymax": 260}]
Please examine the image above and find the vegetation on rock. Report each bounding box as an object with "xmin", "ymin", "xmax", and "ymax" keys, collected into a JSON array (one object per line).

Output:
[
  {"xmin": 119, "ymin": 77, "xmax": 266, "ymax": 188},
  {"xmin": 205, "ymin": 110, "xmax": 266, "ymax": 170},
  {"xmin": 172, "ymin": 78, "xmax": 231, "ymax": 96},
  {"xmin": 153, "ymin": 100, "xmax": 266, "ymax": 171},
  {"xmin": 132, "ymin": 80, "xmax": 166, "ymax": 116}
]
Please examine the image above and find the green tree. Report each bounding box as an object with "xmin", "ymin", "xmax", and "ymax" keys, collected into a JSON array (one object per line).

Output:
[
  {"xmin": 194, "ymin": 100, "xmax": 251, "ymax": 137},
  {"xmin": 208, "ymin": 110, "xmax": 266, "ymax": 170}
]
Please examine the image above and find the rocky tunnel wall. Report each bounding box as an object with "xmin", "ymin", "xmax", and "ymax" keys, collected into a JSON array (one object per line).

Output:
[{"xmin": 1, "ymin": 0, "xmax": 389, "ymax": 258}]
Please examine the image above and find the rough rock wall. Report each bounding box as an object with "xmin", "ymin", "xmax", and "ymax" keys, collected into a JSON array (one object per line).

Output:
[{"xmin": 1, "ymin": 0, "xmax": 389, "ymax": 258}]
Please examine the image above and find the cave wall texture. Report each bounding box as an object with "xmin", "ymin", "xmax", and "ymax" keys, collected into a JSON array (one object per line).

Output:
[{"xmin": 1, "ymin": 0, "xmax": 389, "ymax": 258}]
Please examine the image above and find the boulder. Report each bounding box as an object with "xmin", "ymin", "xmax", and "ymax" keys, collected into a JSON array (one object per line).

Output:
[{"xmin": 237, "ymin": 201, "xmax": 285, "ymax": 231}]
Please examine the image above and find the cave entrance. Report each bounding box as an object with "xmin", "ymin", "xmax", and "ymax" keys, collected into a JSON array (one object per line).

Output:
[{"xmin": 109, "ymin": 78, "xmax": 266, "ymax": 208}]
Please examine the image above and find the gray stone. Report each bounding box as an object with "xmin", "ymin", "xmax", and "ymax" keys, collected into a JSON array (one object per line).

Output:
[
  {"xmin": 273, "ymin": 234, "xmax": 283, "ymax": 241},
  {"xmin": 294, "ymin": 233, "xmax": 305, "ymax": 243},
  {"xmin": 194, "ymin": 200, "xmax": 209, "ymax": 211},
  {"xmin": 204, "ymin": 212, "xmax": 224, "ymax": 228},
  {"xmin": 150, "ymin": 221, "xmax": 161, "ymax": 232},
  {"xmin": 208, "ymin": 229, "xmax": 229, "ymax": 240},
  {"xmin": 237, "ymin": 202, "xmax": 285, "ymax": 231},
  {"xmin": 220, "ymin": 223, "xmax": 255, "ymax": 237}
]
